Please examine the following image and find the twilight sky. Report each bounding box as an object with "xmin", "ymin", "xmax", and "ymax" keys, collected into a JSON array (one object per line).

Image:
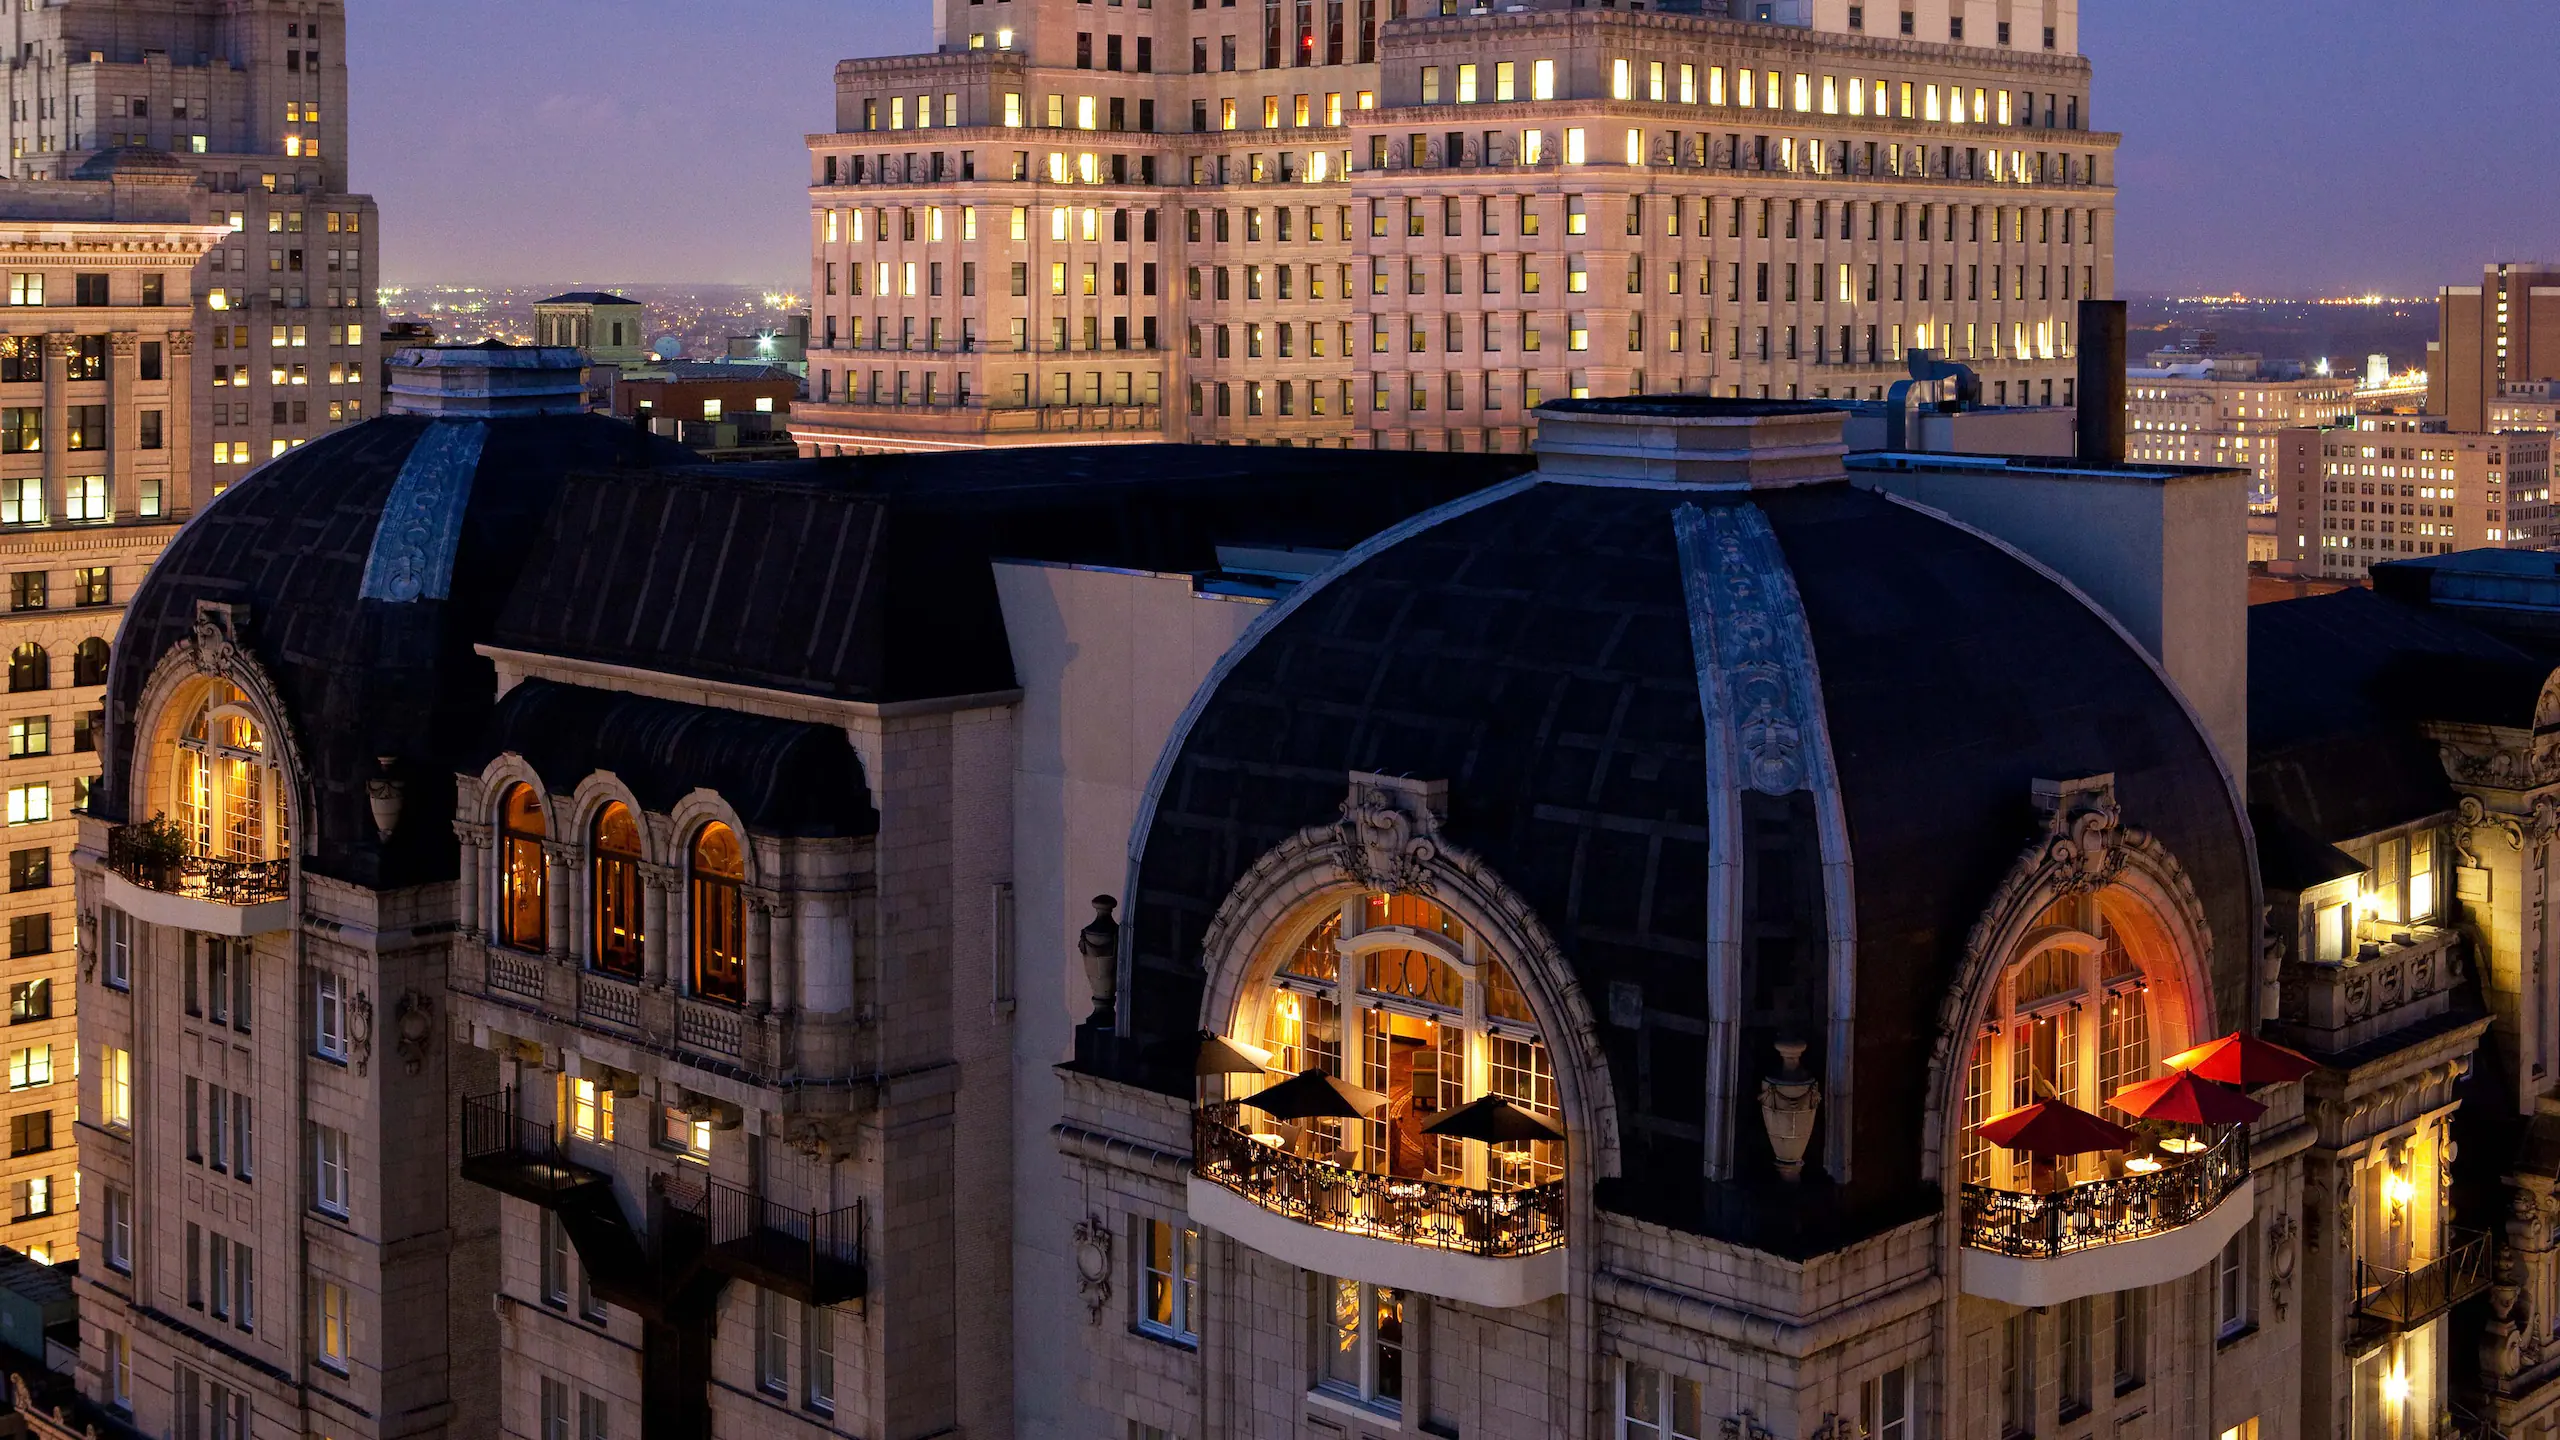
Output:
[{"xmin": 351, "ymin": 0, "xmax": 2560, "ymax": 294}]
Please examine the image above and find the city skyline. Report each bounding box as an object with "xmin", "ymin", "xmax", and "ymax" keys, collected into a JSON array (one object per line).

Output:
[{"xmin": 350, "ymin": 0, "xmax": 2560, "ymax": 294}]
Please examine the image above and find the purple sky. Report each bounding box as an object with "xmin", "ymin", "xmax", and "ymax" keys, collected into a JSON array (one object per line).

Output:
[{"xmin": 351, "ymin": 0, "xmax": 2560, "ymax": 294}]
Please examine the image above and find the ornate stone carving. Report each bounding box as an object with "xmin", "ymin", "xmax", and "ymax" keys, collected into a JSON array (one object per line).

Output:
[
  {"xmin": 393, "ymin": 990, "xmax": 434, "ymax": 1074},
  {"xmin": 190, "ymin": 599, "xmax": 249, "ymax": 675},
  {"xmin": 1072, "ymin": 1213, "xmax": 1114, "ymax": 1321},
  {"xmin": 1677, "ymin": 502, "xmax": 1820, "ymax": 797},
  {"xmin": 1332, "ymin": 773, "xmax": 1444, "ymax": 894},
  {"xmin": 350, "ymin": 988, "xmax": 375, "ymax": 1076},
  {"xmin": 782, "ymin": 1111, "xmax": 861, "ymax": 1163},
  {"xmin": 2442, "ymin": 742, "xmax": 2556, "ymax": 792},
  {"xmin": 2267, "ymin": 1210, "xmax": 2299, "ymax": 1319}
]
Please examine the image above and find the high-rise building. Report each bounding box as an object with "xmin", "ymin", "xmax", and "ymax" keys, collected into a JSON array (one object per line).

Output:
[
  {"xmin": 2124, "ymin": 346, "xmax": 2352, "ymax": 499},
  {"xmin": 0, "ymin": 154, "xmax": 225, "ymax": 1272},
  {"xmin": 2273, "ymin": 413, "xmax": 2551, "ymax": 580},
  {"xmin": 791, "ymin": 0, "xmax": 2107, "ymax": 454},
  {"xmin": 4, "ymin": 0, "xmax": 381, "ymax": 493},
  {"xmin": 2429, "ymin": 261, "xmax": 2560, "ymax": 433}
]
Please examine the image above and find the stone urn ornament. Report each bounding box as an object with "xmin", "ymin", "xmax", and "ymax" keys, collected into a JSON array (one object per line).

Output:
[
  {"xmin": 1758, "ymin": 1040, "xmax": 1822, "ymax": 1182},
  {"xmin": 1079, "ymin": 895, "xmax": 1120, "ymax": 1023}
]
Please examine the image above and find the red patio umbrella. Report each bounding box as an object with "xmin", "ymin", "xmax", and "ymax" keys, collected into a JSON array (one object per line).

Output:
[
  {"xmin": 2164, "ymin": 1031, "xmax": 2317, "ymax": 1087},
  {"xmin": 1974, "ymin": 1099, "xmax": 2137, "ymax": 1157},
  {"xmin": 2106, "ymin": 1069, "xmax": 2267, "ymax": 1126}
]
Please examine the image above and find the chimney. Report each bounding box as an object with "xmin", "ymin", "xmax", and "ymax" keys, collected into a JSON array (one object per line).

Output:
[
  {"xmin": 2076, "ymin": 298, "xmax": 2127, "ymax": 463},
  {"xmin": 385, "ymin": 341, "xmax": 590, "ymax": 418},
  {"xmin": 1531, "ymin": 397, "xmax": 1848, "ymax": 489}
]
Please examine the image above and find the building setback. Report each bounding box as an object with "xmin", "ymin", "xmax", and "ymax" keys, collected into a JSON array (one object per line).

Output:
[
  {"xmin": 792, "ymin": 0, "xmax": 2108, "ymax": 454},
  {"xmin": 4, "ymin": 0, "xmax": 382, "ymax": 494},
  {"xmin": 0, "ymin": 152, "xmax": 223, "ymax": 1272}
]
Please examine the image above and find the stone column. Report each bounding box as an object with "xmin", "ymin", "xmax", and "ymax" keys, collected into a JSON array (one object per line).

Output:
[
  {"xmin": 108, "ymin": 331, "xmax": 135, "ymax": 520},
  {"xmin": 165, "ymin": 328, "xmax": 194, "ymax": 517},
  {"xmin": 640, "ymin": 862, "xmax": 675, "ymax": 989},
  {"xmin": 451, "ymin": 821, "xmax": 487, "ymax": 941},
  {"xmin": 744, "ymin": 895, "xmax": 772, "ymax": 1013},
  {"xmin": 542, "ymin": 841, "xmax": 573, "ymax": 963},
  {"xmin": 770, "ymin": 901, "xmax": 799, "ymax": 1015},
  {"xmin": 41, "ymin": 334, "xmax": 70, "ymax": 521}
]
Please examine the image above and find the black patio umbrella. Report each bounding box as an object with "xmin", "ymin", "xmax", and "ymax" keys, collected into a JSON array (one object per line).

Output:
[
  {"xmin": 1239, "ymin": 1068, "xmax": 1386, "ymax": 1121},
  {"xmin": 1196, "ymin": 1032, "xmax": 1276, "ymax": 1076},
  {"xmin": 1421, "ymin": 1094, "xmax": 1566, "ymax": 1143}
]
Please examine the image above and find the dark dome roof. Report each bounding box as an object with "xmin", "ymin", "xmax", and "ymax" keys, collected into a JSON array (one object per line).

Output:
[
  {"xmin": 480, "ymin": 679, "xmax": 878, "ymax": 838},
  {"xmin": 102, "ymin": 412, "xmax": 691, "ymax": 887},
  {"xmin": 1121, "ymin": 478, "xmax": 2252, "ymax": 1248},
  {"xmin": 72, "ymin": 145, "xmax": 193, "ymax": 179}
]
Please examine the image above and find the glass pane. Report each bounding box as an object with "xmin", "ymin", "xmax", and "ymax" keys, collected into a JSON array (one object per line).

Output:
[
  {"xmin": 1372, "ymin": 1286, "xmax": 1403, "ymax": 1404},
  {"xmin": 1324, "ymin": 1278, "xmax": 1362, "ymax": 1390},
  {"xmin": 1283, "ymin": 912, "xmax": 1341, "ymax": 982},
  {"xmin": 1485, "ymin": 958, "xmax": 1536, "ymax": 1025}
]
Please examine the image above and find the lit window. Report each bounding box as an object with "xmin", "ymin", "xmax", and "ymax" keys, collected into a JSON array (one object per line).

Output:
[
  {"xmin": 1134, "ymin": 1218, "xmax": 1199, "ymax": 1343},
  {"xmin": 497, "ymin": 783, "xmax": 547, "ymax": 951},
  {"xmin": 689, "ymin": 822, "xmax": 746, "ymax": 1004}
]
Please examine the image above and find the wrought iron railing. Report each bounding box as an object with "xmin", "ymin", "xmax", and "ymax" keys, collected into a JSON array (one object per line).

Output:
[
  {"xmin": 105, "ymin": 825, "xmax": 288, "ymax": 906},
  {"xmin": 2357, "ymin": 1230, "xmax": 2494, "ymax": 1330},
  {"xmin": 458, "ymin": 1089, "xmax": 603, "ymax": 1204},
  {"xmin": 1960, "ymin": 1125, "xmax": 2251, "ymax": 1259},
  {"xmin": 1191, "ymin": 1102, "xmax": 1565, "ymax": 1258}
]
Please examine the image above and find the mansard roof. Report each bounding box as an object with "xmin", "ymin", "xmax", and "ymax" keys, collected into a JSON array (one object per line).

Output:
[{"xmin": 1117, "ymin": 475, "xmax": 2252, "ymax": 1251}]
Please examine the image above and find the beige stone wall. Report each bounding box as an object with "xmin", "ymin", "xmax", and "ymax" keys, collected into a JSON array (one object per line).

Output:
[{"xmin": 799, "ymin": 10, "xmax": 2106, "ymax": 455}]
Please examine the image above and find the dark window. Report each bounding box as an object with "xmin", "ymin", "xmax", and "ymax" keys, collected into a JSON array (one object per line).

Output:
[
  {"xmin": 71, "ymin": 710, "xmax": 97, "ymax": 754},
  {"xmin": 6, "ymin": 644, "xmax": 42, "ymax": 693},
  {"xmin": 7, "ymin": 913, "xmax": 46, "ymax": 958},
  {"xmin": 0, "ymin": 407, "xmax": 40, "ymax": 452},
  {"xmin": 6, "ymin": 849, "xmax": 43, "ymax": 891},
  {"xmin": 63, "ymin": 336, "xmax": 103, "ymax": 382},
  {"xmin": 139, "ymin": 341, "xmax": 163, "ymax": 381},
  {"xmin": 8, "ymin": 1108, "xmax": 47, "ymax": 1154},
  {"xmin": 72, "ymin": 273, "xmax": 106, "ymax": 306},
  {"xmin": 1076, "ymin": 31, "xmax": 1092, "ymax": 66},
  {"xmin": 0, "ymin": 337, "xmax": 39, "ymax": 385},
  {"xmin": 71, "ymin": 637, "xmax": 106, "ymax": 687},
  {"xmin": 7, "ymin": 574, "xmax": 40, "ymax": 612},
  {"xmin": 138, "ymin": 409, "xmax": 162, "ymax": 449},
  {"xmin": 591, "ymin": 803, "xmax": 644, "ymax": 979},
  {"xmin": 65, "ymin": 404, "xmax": 104, "ymax": 451}
]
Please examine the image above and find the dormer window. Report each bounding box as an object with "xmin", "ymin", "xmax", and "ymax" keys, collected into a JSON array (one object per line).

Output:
[
  {"xmin": 496, "ymin": 784, "xmax": 546, "ymax": 952},
  {"xmin": 689, "ymin": 823, "xmax": 746, "ymax": 1005},
  {"xmin": 175, "ymin": 684, "xmax": 288, "ymax": 863}
]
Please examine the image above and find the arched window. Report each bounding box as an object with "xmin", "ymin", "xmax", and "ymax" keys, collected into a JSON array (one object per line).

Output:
[
  {"xmin": 1960, "ymin": 891, "xmax": 2170, "ymax": 1190},
  {"xmin": 591, "ymin": 802, "xmax": 644, "ymax": 978},
  {"xmin": 70, "ymin": 637, "xmax": 107, "ymax": 687},
  {"xmin": 1255, "ymin": 892, "xmax": 1559, "ymax": 1189},
  {"xmin": 690, "ymin": 822, "xmax": 745, "ymax": 1004},
  {"xmin": 497, "ymin": 783, "xmax": 547, "ymax": 952},
  {"xmin": 7, "ymin": 643, "xmax": 44, "ymax": 693},
  {"xmin": 172, "ymin": 684, "xmax": 288, "ymax": 862}
]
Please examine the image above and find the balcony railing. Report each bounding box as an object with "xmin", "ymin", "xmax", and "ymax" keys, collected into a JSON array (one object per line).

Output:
[
  {"xmin": 1960, "ymin": 1125, "xmax": 2250, "ymax": 1259},
  {"xmin": 2356, "ymin": 1229, "xmax": 2493, "ymax": 1331},
  {"xmin": 104, "ymin": 825, "xmax": 287, "ymax": 906},
  {"xmin": 663, "ymin": 1173, "xmax": 865, "ymax": 1305},
  {"xmin": 457, "ymin": 1089, "xmax": 612, "ymax": 1207},
  {"xmin": 1192, "ymin": 1102, "xmax": 1564, "ymax": 1259}
]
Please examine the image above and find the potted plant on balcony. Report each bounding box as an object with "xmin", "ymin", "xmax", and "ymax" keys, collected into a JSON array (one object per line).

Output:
[{"xmin": 119, "ymin": 812, "xmax": 189, "ymax": 893}]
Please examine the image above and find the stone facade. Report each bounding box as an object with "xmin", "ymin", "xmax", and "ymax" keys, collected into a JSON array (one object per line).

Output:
[{"xmin": 795, "ymin": 0, "xmax": 2106, "ymax": 454}]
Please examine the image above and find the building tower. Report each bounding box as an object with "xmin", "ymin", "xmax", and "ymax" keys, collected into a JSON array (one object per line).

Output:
[
  {"xmin": 3, "ymin": 0, "xmax": 382, "ymax": 492},
  {"xmin": 792, "ymin": 0, "xmax": 2108, "ymax": 455}
]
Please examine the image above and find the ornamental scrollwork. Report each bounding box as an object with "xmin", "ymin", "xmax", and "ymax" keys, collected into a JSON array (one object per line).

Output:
[
  {"xmin": 1333, "ymin": 775, "xmax": 1442, "ymax": 895},
  {"xmin": 1071, "ymin": 1213, "xmax": 1114, "ymax": 1322}
]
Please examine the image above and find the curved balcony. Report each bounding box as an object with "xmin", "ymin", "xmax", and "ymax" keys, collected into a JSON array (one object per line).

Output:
[
  {"xmin": 1188, "ymin": 1102, "xmax": 1566, "ymax": 1310},
  {"xmin": 100, "ymin": 824, "xmax": 291, "ymax": 937},
  {"xmin": 1959, "ymin": 1126, "xmax": 2255, "ymax": 1308}
]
